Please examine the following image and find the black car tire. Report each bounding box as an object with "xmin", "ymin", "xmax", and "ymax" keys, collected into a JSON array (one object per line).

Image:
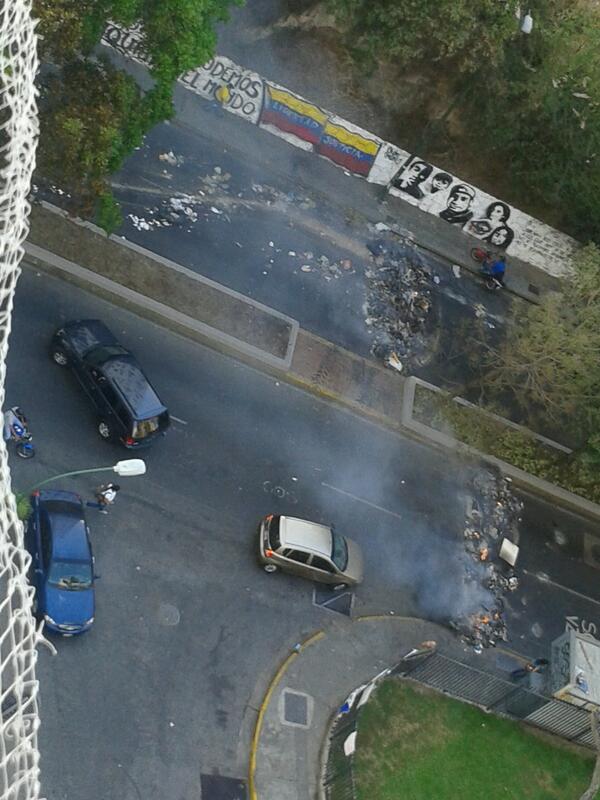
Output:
[
  {"xmin": 51, "ymin": 347, "xmax": 68, "ymax": 366},
  {"xmin": 97, "ymin": 419, "xmax": 114, "ymax": 441},
  {"xmin": 263, "ymin": 563, "xmax": 278, "ymax": 573}
]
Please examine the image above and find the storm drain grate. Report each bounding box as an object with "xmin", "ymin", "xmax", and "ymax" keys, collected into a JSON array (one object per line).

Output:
[
  {"xmin": 281, "ymin": 688, "xmax": 311, "ymax": 728},
  {"xmin": 528, "ymin": 283, "xmax": 540, "ymax": 296},
  {"xmin": 200, "ymin": 775, "xmax": 247, "ymax": 799},
  {"xmin": 313, "ymin": 585, "xmax": 354, "ymax": 616}
]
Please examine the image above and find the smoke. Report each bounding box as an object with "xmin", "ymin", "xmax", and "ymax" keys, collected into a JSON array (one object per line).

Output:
[{"xmin": 402, "ymin": 531, "xmax": 495, "ymax": 623}]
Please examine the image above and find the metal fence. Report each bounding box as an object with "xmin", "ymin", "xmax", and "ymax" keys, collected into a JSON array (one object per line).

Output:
[
  {"xmin": 323, "ymin": 711, "xmax": 358, "ymax": 800},
  {"xmin": 323, "ymin": 669, "xmax": 393, "ymax": 800},
  {"xmin": 395, "ymin": 651, "xmax": 595, "ymax": 748},
  {"xmin": 323, "ymin": 649, "xmax": 596, "ymax": 800}
]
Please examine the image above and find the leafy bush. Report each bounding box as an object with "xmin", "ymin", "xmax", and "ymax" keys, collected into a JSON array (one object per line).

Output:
[
  {"xmin": 96, "ymin": 192, "xmax": 123, "ymax": 234},
  {"xmin": 33, "ymin": 0, "xmax": 241, "ymax": 213},
  {"xmin": 326, "ymin": 0, "xmax": 517, "ymax": 73},
  {"xmin": 413, "ymin": 384, "xmax": 600, "ymax": 503},
  {"xmin": 37, "ymin": 59, "xmax": 150, "ymax": 212}
]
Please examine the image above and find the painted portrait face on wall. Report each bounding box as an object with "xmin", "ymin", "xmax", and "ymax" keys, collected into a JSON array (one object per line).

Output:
[
  {"xmin": 405, "ymin": 160, "xmax": 431, "ymax": 183},
  {"xmin": 439, "ymin": 184, "xmax": 475, "ymax": 225},
  {"xmin": 465, "ymin": 200, "xmax": 512, "ymax": 239},
  {"xmin": 487, "ymin": 202, "xmax": 510, "ymax": 225},
  {"xmin": 430, "ymin": 172, "xmax": 453, "ymax": 194},
  {"xmin": 448, "ymin": 187, "xmax": 474, "ymax": 213},
  {"xmin": 391, "ymin": 158, "xmax": 433, "ymax": 200},
  {"xmin": 486, "ymin": 224, "xmax": 514, "ymax": 249}
]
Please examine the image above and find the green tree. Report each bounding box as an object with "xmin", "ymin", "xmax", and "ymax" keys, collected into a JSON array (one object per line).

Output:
[
  {"xmin": 325, "ymin": 0, "xmax": 518, "ymax": 73},
  {"xmin": 470, "ymin": 2, "xmax": 600, "ymax": 242},
  {"xmin": 479, "ymin": 243, "xmax": 600, "ymax": 457},
  {"xmin": 34, "ymin": 0, "xmax": 239, "ymax": 85},
  {"xmin": 34, "ymin": 0, "xmax": 98, "ymax": 63},
  {"xmin": 37, "ymin": 58, "xmax": 149, "ymax": 222},
  {"xmin": 33, "ymin": 0, "xmax": 240, "ymax": 226}
]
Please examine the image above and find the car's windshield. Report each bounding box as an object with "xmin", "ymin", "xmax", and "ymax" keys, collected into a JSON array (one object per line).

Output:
[
  {"xmin": 48, "ymin": 561, "xmax": 93, "ymax": 590},
  {"xmin": 331, "ymin": 530, "xmax": 348, "ymax": 571}
]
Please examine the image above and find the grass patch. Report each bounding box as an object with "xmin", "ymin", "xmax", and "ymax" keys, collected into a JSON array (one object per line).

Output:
[
  {"xmin": 412, "ymin": 383, "xmax": 600, "ymax": 504},
  {"xmin": 354, "ymin": 680, "xmax": 595, "ymax": 800}
]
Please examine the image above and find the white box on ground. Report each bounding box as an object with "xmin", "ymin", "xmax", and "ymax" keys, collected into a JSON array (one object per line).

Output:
[{"xmin": 499, "ymin": 538, "xmax": 519, "ymax": 566}]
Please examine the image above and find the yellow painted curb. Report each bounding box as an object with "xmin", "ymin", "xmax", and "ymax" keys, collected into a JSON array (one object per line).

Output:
[{"xmin": 248, "ymin": 630, "xmax": 325, "ymax": 800}]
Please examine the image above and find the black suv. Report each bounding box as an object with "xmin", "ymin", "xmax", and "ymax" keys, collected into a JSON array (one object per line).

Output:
[{"xmin": 51, "ymin": 319, "xmax": 170, "ymax": 448}]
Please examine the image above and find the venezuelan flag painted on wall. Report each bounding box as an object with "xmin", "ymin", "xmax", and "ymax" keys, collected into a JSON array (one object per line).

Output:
[
  {"xmin": 260, "ymin": 85, "xmax": 327, "ymax": 145},
  {"xmin": 316, "ymin": 122, "xmax": 379, "ymax": 176}
]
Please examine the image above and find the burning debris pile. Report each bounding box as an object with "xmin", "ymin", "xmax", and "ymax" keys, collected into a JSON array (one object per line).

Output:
[
  {"xmin": 364, "ymin": 235, "xmax": 437, "ymax": 372},
  {"xmin": 453, "ymin": 471, "xmax": 523, "ymax": 654}
]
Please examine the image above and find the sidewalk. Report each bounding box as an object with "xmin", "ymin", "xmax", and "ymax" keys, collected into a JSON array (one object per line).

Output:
[{"xmin": 249, "ymin": 616, "xmax": 523, "ymax": 800}]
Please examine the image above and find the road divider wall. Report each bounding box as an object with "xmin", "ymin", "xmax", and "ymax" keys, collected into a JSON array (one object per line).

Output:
[
  {"xmin": 101, "ymin": 23, "xmax": 579, "ymax": 281},
  {"xmin": 26, "ymin": 202, "xmax": 298, "ymax": 370}
]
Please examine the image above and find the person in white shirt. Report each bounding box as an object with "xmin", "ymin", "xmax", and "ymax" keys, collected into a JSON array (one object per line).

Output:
[{"xmin": 88, "ymin": 483, "xmax": 121, "ymax": 515}]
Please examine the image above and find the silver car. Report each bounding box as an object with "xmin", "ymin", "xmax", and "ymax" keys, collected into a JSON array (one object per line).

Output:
[{"xmin": 258, "ymin": 514, "xmax": 364, "ymax": 588}]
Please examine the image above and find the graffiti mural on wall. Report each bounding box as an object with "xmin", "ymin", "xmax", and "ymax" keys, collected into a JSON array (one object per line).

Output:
[
  {"xmin": 389, "ymin": 156, "xmax": 516, "ymax": 249},
  {"xmin": 259, "ymin": 85, "xmax": 326, "ymax": 150},
  {"xmin": 180, "ymin": 57, "xmax": 264, "ymax": 124},
  {"xmin": 102, "ymin": 23, "xmax": 149, "ymax": 65},
  {"xmin": 101, "ymin": 26, "xmax": 578, "ymax": 277},
  {"xmin": 258, "ymin": 87, "xmax": 381, "ymax": 176},
  {"xmin": 391, "ymin": 157, "xmax": 433, "ymax": 200},
  {"xmin": 315, "ymin": 118, "xmax": 380, "ymax": 177}
]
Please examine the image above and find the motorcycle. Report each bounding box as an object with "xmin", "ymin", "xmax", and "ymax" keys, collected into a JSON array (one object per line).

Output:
[
  {"xmin": 470, "ymin": 247, "xmax": 505, "ymax": 291},
  {"xmin": 4, "ymin": 407, "xmax": 35, "ymax": 459}
]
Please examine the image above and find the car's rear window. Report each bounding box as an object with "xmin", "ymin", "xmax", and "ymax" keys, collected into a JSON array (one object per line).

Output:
[{"xmin": 132, "ymin": 417, "xmax": 160, "ymax": 439}]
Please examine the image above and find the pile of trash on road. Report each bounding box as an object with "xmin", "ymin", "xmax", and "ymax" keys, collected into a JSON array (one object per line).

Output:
[
  {"xmin": 298, "ymin": 252, "xmax": 354, "ymax": 280},
  {"xmin": 364, "ymin": 233, "xmax": 438, "ymax": 373},
  {"xmin": 452, "ymin": 470, "xmax": 523, "ymax": 654}
]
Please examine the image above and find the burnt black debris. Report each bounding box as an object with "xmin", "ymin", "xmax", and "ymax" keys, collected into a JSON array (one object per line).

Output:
[
  {"xmin": 455, "ymin": 470, "xmax": 523, "ymax": 653},
  {"xmin": 365, "ymin": 235, "xmax": 437, "ymax": 372}
]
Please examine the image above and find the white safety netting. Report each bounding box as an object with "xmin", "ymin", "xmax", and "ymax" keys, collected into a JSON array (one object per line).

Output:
[{"xmin": 0, "ymin": 1, "xmax": 41, "ymax": 799}]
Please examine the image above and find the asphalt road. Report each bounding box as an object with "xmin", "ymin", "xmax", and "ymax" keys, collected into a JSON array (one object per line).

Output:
[
  {"xmin": 108, "ymin": 120, "xmax": 514, "ymax": 388},
  {"xmin": 7, "ymin": 268, "xmax": 600, "ymax": 798}
]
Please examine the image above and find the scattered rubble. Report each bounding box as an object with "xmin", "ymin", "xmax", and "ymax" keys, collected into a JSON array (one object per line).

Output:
[
  {"xmin": 452, "ymin": 470, "xmax": 523, "ymax": 653},
  {"xmin": 128, "ymin": 214, "xmax": 153, "ymax": 231},
  {"xmin": 364, "ymin": 234, "xmax": 437, "ymax": 370},
  {"xmin": 250, "ymin": 182, "xmax": 316, "ymax": 209},
  {"xmin": 386, "ymin": 353, "xmax": 403, "ymax": 373},
  {"xmin": 292, "ymin": 250, "xmax": 355, "ymax": 280},
  {"xmin": 159, "ymin": 151, "xmax": 183, "ymax": 167},
  {"xmin": 200, "ymin": 167, "xmax": 231, "ymax": 195}
]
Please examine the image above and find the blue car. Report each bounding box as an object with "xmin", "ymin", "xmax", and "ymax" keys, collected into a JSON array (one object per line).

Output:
[{"xmin": 26, "ymin": 490, "xmax": 95, "ymax": 635}]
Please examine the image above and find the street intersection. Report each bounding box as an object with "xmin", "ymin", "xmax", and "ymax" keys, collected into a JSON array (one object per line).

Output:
[{"xmin": 10, "ymin": 267, "xmax": 600, "ymax": 799}]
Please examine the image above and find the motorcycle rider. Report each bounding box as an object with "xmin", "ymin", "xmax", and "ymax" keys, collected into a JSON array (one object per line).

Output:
[
  {"xmin": 481, "ymin": 253, "xmax": 506, "ymax": 286},
  {"xmin": 3, "ymin": 406, "xmax": 28, "ymax": 441}
]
